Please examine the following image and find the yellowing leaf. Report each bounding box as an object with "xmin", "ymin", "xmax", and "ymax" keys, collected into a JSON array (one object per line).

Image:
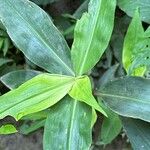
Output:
[
  {"xmin": 0, "ymin": 74, "xmax": 75, "ymax": 120},
  {"xmin": 69, "ymin": 76, "xmax": 106, "ymax": 116},
  {"xmin": 0, "ymin": 124, "xmax": 17, "ymax": 135}
]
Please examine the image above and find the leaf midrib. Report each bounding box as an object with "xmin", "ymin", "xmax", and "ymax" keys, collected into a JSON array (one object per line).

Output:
[
  {"xmin": 68, "ymin": 100, "xmax": 78, "ymax": 150},
  {"xmin": 78, "ymin": 0, "xmax": 102, "ymax": 75},
  {"xmin": 5, "ymin": 0, "xmax": 75, "ymax": 76}
]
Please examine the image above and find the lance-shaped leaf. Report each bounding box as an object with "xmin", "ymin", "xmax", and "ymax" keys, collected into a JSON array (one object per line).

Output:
[
  {"xmin": 0, "ymin": 74, "xmax": 75, "ymax": 120},
  {"xmin": 0, "ymin": 124, "xmax": 17, "ymax": 135},
  {"xmin": 0, "ymin": 0, "xmax": 74, "ymax": 76},
  {"xmin": 122, "ymin": 117, "xmax": 150, "ymax": 150},
  {"xmin": 44, "ymin": 96, "xmax": 92, "ymax": 150},
  {"xmin": 122, "ymin": 9, "xmax": 146, "ymax": 76},
  {"xmin": 69, "ymin": 76, "xmax": 106, "ymax": 116},
  {"xmin": 98, "ymin": 76, "xmax": 150, "ymax": 122},
  {"xmin": 1, "ymin": 70, "xmax": 41, "ymax": 89},
  {"xmin": 71, "ymin": 0, "xmax": 116, "ymax": 75}
]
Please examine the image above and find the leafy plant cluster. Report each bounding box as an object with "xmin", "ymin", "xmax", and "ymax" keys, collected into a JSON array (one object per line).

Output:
[{"xmin": 0, "ymin": 0, "xmax": 150, "ymax": 149}]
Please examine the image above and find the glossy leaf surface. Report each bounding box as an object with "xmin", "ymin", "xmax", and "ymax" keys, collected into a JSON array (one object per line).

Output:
[
  {"xmin": 122, "ymin": 117, "xmax": 150, "ymax": 150},
  {"xmin": 98, "ymin": 76, "xmax": 150, "ymax": 122},
  {"xmin": 0, "ymin": 0, "xmax": 74, "ymax": 76},
  {"xmin": 0, "ymin": 74, "xmax": 75, "ymax": 120},
  {"xmin": 71, "ymin": 0, "xmax": 116, "ymax": 75},
  {"xmin": 1, "ymin": 70, "xmax": 41, "ymax": 89},
  {"xmin": 69, "ymin": 76, "xmax": 106, "ymax": 116},
  {"xmin": 44, "ymin": 96, "xmax": 92, "ymax": 150}
]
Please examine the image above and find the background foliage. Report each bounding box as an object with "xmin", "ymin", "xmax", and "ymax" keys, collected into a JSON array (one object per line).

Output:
[{"xmin": 0, "ymin": 0, "xmax": 150, "ymax": 150}]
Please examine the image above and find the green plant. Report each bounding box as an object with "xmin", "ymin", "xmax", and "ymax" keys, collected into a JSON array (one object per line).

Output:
[{"xmin": 0, "ymin": 0, "xmax": 150, "ymax": 149}]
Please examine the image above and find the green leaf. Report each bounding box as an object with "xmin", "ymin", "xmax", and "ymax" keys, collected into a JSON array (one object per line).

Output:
[
  {"xmin": 0, "ymin": 58, "xmax": 12, "ymax": 67},
  {"xmin": 128, "ymin": 48, "xmax": 150, "ymax": 74},
  {"xmin": 91, "ymin": 108, "xmax": 97, "ymax": 128},
  {"xmin": 122, "ymin": 9, "xmax": 146, "ymax": 76},
  {"xmin": 118, "ymin": 0, "xmax": 150, "ymax": 24},
  {"xmin": 69, "ymin": 76, "xmax": 106, "ymax": 116},
  {"xmin": 0, "ymin": 74, "xmax": 75, "ymax": 120},
  {"xmin": 0, "ymin": 0, "xmax": 74, "ymax": 76},
  {"xmin": 22, "ymin": 110, "xmax": 49, "ymax": 121},
  {"xmin": 44, "ymin": 96, "xmax": 92, "ymax": 150},
  {"xmin": 2, "ymin": 38, "xmax": 11, "ymax": 56},
  {"xmin": 98, "ymin": 76, "xmax": 150, "ymax": 122},
  {"xmin": 20, "ymin": 119, "xmax": 45, "ymax": 135},
  {"xmin": 122, "ymin": 117, "xmax": 150, "ymax": 150},
  {"xmin": 0, "ymin": 124, "xmax": 17, "ymax": 135},
  {"xmin": 71, "ymin": 0, "xmax": 116, "ymax": 75},
  {"xmin": 98, "ymin": 101, "xmax": 122, "ymax": 145},
  {"xmin": 1, "ymin": 70, "xmax": 41, "ymax": 89}
]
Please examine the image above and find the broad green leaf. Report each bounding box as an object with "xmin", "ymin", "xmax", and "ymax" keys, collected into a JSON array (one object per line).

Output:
[
  {"xmin": 98, "ymin": 76, "xmax": 150, "ymax": 122},
  {"xmin": 0, "ymin": 74, "xmax": 75, "ymax": 120},
  {"xmin": 71, "ymin": 0, "xmax": 116, "ymax": 75},
  {"xmin": 69, "ymin": 76, "xmax": 106, "ymax": 116},
  {"xmin": 122, "ymin": 9, "xmax": 146, "ymax": 76},
  {"xmin": 122, "ymin": 117, "xmax": 150, "ymax": 150},
  {"xmin": 0, "ymin": 0, "xmax": 74, "ymax": 76},
  {"xmin": 0, "ymin": 124, "xmax": 17, "ymax": 135},
  {"xmin": 20, "ymin": 119, "xmax": 45, "ymax": 135},
  {"xmin": 1, "ymin": 70, "xmax": 41, "ymax": 89},
  {"xmin": 118, "ymin": 0, "xmax": 150, "ymax": 24},
  {"xmin": 44, "ymin": 96, "xmax": 92, "ymax": 150},
  {"xmin": 0, "ymin": 58, "xmax": 12, "ymax": 67},
  {"xmin": 98, "ymin": 101, "xmax": 122, "ymax": 145}
]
